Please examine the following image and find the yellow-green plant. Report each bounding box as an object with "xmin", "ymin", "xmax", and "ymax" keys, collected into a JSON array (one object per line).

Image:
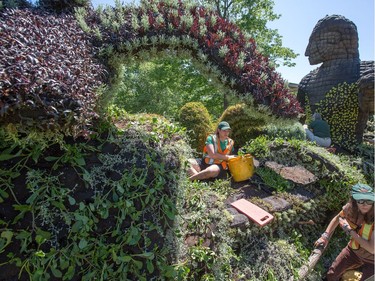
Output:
[
  {"xmin": 240, "ymin": 135, "xmax": 271, "ymax": 158},
  {"xmin": 179, "ymin": 102, "xmax": 213, "ymax": 153},
  {"xmin": 219, "ymin": 103, "xmax": 304, "ymax": 148},
  {"xmin": 304, "ymin": 95, "xmax": 312, "ymax": 125},
  {"xmin": 317, "ymin": 82, "xmax": 359, "ymax": 150},
  {"xmin": 256, "ymin": 167, "xmax": 294, "ymax": 193},
  {"xmin": 218, "ymin": 103, "xmax": 267, "ymax": 148}
]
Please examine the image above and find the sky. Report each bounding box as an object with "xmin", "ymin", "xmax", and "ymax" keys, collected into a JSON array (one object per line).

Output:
[{"xmin": 91, "ymin": 0, "xmax": 374, "ymax": 84}]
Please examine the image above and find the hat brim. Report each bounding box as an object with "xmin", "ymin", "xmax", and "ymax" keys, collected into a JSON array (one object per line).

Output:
[
  {"xmin": 353, "ymin": 193, "xmax": 375, "ymax": 201},
  {"xmin": 220, "ymin": 126, "xmax": 231, "ymax": 130}
]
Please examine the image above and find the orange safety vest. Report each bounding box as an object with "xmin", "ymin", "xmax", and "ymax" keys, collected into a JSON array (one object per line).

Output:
[
  {"xmin": 203, "ymin": 134, "xmax": 234, "ymax": 170},
  {"xmin": 339, "ymin": 210, "xmax": 374, "ymax": 250},
  {"xmin": 349, "ymin": 223, "xmax": 374, "ymax": 250}
]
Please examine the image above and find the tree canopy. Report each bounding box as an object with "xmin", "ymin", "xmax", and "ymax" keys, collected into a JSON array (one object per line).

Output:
[{"xmin": 198, "ymin": 0, "xmax": 298, "ymax": 67}]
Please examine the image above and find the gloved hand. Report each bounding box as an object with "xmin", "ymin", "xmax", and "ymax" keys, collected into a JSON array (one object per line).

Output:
[
  {"xmin": 314, "ymin": 232, "xmax": 329, "ymax": 249},
  {"xmin": 339, "ymin": 217, "xmax": 352, "ymax": 235}
]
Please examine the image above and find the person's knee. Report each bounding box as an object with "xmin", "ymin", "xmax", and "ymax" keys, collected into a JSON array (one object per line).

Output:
[
  {"xmin": 206, "ymin": 165, "xmax": 220, "ymax": 178},
  {"xmin": 188, "ymin": 158, "xmax": 200, "ymax": 171},
  {"xmin": 305, "ymin": 129, "xmax": 314, "ymax": 141}
]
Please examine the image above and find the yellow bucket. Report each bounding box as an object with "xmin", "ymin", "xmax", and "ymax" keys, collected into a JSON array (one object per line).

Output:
[
  {"xmin": 228, "ymin": 154, "xmax": 255, "ymax": 182},
  {"xmin": 342, "ymin": 270, "xmax": 362, "ymax": 281}
]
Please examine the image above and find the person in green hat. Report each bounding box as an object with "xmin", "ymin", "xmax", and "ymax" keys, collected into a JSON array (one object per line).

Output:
[
  {"xmin": 188, "ymin": 121, "xmax": 236, "ymax": 181},
  {"xmin": 314, "ymin": 183, "xmax": 374, "ymax": 280}
]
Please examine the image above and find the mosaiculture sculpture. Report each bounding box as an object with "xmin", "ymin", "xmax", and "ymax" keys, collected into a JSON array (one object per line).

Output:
[{"xmin": 297, "ymin": 14, "xmax": 374, "ymax": 143}]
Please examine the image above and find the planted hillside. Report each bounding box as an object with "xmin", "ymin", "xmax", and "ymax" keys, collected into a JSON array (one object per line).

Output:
[
  {"xmin": 0, "ymin": 2, "xmax": 373, "ymax": 281},
  {"xmin": 0, "ymin": 115, "xmax": 192, "ymax": 280}
]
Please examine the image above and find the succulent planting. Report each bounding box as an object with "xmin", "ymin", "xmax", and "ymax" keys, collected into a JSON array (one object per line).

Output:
[{"xmin": 317, "ymin": 82, "xmax": 359, "ymax": 150}]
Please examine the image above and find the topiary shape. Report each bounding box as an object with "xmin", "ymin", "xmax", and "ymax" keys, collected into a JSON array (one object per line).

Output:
[
  {"xmin": 218, "ymin": 103, "xmax": 268, "ymax": 148},
  {"xmin": 219, "ymin": 103, "xmax": 305, "ymax": 149},
  {"xmin": 317, "ymin": 82, "xmax": 359, "ymax": 151},
  {"xmin": 179, "ymin": 101, "xmax": 213, "ymax": 153}
]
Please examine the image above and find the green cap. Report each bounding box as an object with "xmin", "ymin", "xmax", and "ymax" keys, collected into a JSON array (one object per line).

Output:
[
  {"xmin": 218, "ymin": 121, "xmax": 231, "ymax": 130},
  {"xmin": 351, "ymin": 183, "xmax": 374, "ymax": 201}
]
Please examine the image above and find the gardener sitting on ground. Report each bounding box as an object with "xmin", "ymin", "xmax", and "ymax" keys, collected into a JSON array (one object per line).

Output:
[
  {"xmin": 303, "ymin": 112, "xmax": 331, "ymax": 147},
  {"xmin": 187, "ymin": 121, "xmax": 236, "ymax": 181}
]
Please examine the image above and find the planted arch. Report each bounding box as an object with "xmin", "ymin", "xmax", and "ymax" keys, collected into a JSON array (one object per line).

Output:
[{"xmin": 82, "ymin": 0, "xmax": 302, "ymax": 118}]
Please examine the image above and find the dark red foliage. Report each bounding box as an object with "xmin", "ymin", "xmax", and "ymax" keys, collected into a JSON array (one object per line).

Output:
[{"xmin": 0, "ymin": 8, "xmax": 108, "ymax": 135}]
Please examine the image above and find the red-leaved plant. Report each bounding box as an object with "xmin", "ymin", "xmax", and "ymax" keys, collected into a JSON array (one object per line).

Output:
[{"xmin": 0, "ymin": 8, "xmax": 107, "ymax": 136}]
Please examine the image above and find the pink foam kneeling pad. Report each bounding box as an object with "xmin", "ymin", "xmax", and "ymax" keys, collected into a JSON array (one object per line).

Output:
[{"xmin": 231, "ymin": 198, "xmax": 274, "ymax": 227}]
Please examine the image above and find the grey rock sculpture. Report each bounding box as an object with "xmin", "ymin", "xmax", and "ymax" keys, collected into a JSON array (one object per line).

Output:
[{"xmin": 297, "ymin": 14, "xmax": 374, "ymax": 143}]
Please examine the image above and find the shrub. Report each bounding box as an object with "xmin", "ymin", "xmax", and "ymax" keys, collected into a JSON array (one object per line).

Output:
[
  {"xmin": 264, "ymin": 118, "xmax": 305, "ymax": 140},
  {"xmin": 179, "ymin": 102, "xmax": 213, "ymax": 153},
  {"xmin": 219, "ymin": 103, "xmax": 304, "ymax": 149},
  {"xmin": 37, "ymin": 0, "xmax": 90, "ymax": 13},
  {"xmin": 218, "ymin": 103, "xmax": 267, "ymax": 148}
]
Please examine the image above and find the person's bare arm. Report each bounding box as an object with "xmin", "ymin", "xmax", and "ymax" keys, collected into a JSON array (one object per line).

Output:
[
  {"xmin": 205, "ymin": 144, "xmax": 235, "ymax": 161},
  {"xmin": 340, "ymin": 217, "xmax": 374, "ymax": 254},
  {"xmin": 315, "ymin": 213, "xmax": 339, "ymax": 248},
  {"xmin": 324, "ymin": 213, "xmax": 340, "ymax": 238}
]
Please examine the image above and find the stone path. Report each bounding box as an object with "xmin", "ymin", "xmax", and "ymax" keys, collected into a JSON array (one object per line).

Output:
[{"xmin": 226, "ymin": 160, "xmax": 320, "ymax": 227}]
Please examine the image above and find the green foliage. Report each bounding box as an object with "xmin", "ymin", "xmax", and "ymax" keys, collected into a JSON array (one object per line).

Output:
[
  {"xmin": 234, "ymin": 236, "xmax": 303, "ymax": 280},
  {"xmin": 0, "ymin": 115, "xmax": 191, "ymax": 280},
  {"xmin": 187, "ymin": 245, "xmax": 217, "ymax": 280},
  {"xmin": 219, "ymin": 103, "xmax": 268, "ymax": 148},
  {"xmin": 242, "ymin": 136, "xmax": 368, "ymax": 211},
  {"xmin": 319, "ymin": 179, "xmax": 352, "ymax": 210},
  {"xmin": 179, "ymin": 102, "xmax": 213, "ymax": 153},
  {"xmin": 240, "ymin": 135, "xmax": 271, "ymax": 158},
  {"xmin": 304, "ymin": 95, "xmax": 313, "ymax": 125},
  {"xmin": 199, "ymin": 0, "xmax": 298, "ymax": 68},
  {"xmin": 317, "ymin": 82, "xmax": 359, "ymax": 150},
  {"xmin": 1, "ymin": 0, "xmax": 32, "ymax": 9},
  {"xmin": 354, "ymin": 142, "xmax": 374, "ymax": 184},
  {"xmin": 178, "ymin": 182, "xmax": 237, "ymax": 281},
  {"xmin": 37, "ymin": 0, "xmax": 90, "ymax": 12},
  {"xmin": 1, "ymin": 110, "xmax": 372, "ymax": 280},
  {"xmin": 112, "ymin": 56, "xmax": 226, "ymax": 120},
  {"xmin": 256, "ymin": 167, "xmax": 293, "ymax": 193},
  {"xmin": 86, "ymin": 0, "xmax": 302, "ymax": 118},
  {"xmin": 219, "ymin": 104, "xmax": 304, "ymax": 148},
  {"xmin": 264, "ymin": 119, "xmax": 305, "ymax": 140}
]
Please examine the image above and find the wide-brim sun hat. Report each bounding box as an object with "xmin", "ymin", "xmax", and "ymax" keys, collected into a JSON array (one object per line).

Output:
[
  {"xmin": 218, "ymin": 121, "xmax": 231, "ymax": 130},
  {"xmin": 351, "ymin": 183, "xmax": 374, "ymax": 201}
]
